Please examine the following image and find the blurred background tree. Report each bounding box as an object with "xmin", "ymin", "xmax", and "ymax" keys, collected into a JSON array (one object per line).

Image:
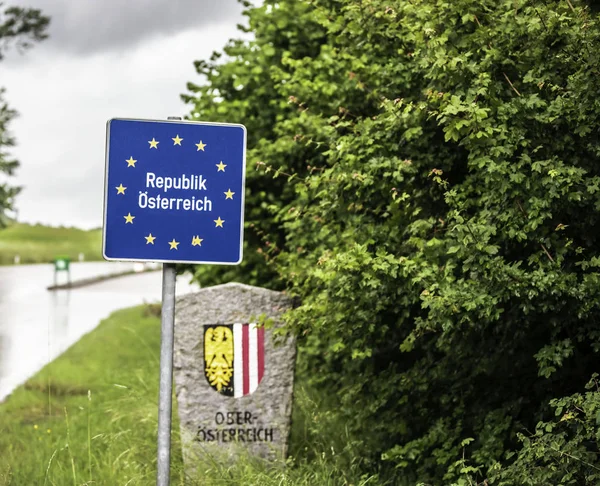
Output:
[{"xmin": 0, "ymin": 3, "xmax": 49, "ymax": 226}]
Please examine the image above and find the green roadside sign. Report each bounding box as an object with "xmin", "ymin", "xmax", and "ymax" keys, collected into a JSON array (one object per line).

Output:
[{"xmin": 53, "ymin": 256, "xmax": 70, "ymax": 272}]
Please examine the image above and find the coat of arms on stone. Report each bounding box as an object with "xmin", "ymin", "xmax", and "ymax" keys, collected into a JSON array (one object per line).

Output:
[{"xmin": 204, "ymin": 323, "xmax": 265, "ymax": 397}]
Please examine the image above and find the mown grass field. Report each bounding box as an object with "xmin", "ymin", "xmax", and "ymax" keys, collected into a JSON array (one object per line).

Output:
[
  {"xmin": 0, "ymin": 223, "xmax": 102, "ymax": 265},
  {"xmin": 0, "ymin": 304, "xmax": 379, "ymax": 486}
]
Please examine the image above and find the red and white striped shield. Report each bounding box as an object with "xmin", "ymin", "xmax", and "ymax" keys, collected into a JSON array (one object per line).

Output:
[{"xmin": 204, "ymin": 323, "xmax": 265, "ymax": 397}]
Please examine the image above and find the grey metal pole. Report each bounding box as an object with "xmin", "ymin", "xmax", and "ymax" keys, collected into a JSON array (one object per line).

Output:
[
  {"xmin": 156, "ymin": 114, "xmax": 183, "ymax": 486},
  {"xmin": 156, "ymin": 263, "xmax": 177, "ymax": 485}
]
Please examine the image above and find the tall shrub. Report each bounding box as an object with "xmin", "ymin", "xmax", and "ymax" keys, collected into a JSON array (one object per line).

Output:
[{"xmin": 185, "ymin": 1, "xmax": 600, "ymax": 483}]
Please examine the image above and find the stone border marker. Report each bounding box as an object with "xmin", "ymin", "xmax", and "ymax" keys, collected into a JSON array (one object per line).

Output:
[{"xmin": 174, "ymin": 282, "xmax": 295, "ymax": 471}]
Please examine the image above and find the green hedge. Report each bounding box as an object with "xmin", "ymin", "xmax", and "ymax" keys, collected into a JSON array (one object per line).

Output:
[{"xmin": 185, "ymin": 1, "xmax": 600, "ymax": 483}]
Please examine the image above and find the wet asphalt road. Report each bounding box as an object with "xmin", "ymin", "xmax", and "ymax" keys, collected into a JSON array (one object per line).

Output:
[{"xmin": 0, "ymin": 262, "xmax": 198, "ymax": 401}]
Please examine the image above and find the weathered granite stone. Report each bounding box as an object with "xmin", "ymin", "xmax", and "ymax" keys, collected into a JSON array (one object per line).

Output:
[{"xmin": 173, "ymin": 282, "xmax": 295, "ymax": 469}]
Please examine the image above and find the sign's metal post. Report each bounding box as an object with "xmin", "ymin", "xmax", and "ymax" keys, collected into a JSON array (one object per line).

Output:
[
  {"xmin": 157, "ymin": 262, "xmax": 177, "ymax": 486},
  {"xmin": 156, "ymin": 115, "xmax": 181, "ymax": 486}
]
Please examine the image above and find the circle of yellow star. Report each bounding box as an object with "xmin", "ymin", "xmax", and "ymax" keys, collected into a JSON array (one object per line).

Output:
[
  {"xmin": 148, "ymin": 138, "xmax": 159, "ymax": 149},
  {"xmin": 126, "ymin": 156, "xmax": 137, "ymax": 167},
  {"xmin": 195, "ymin": 140, "xmax": 206, "ymax": 151},
  {"xmin": 172, "ymin": 134, "xmax": 183, "ymax": 146},
  {"xmin": 169, "ymin": 239, "xmax": 180, "ymax": 250},
  {"xmin": 224, "ymin": 189, "xmax": 235, "ymax": 200},
  {"xmin": 191, "ymin": 235, "xmax": 203, "ymax": 246},
  {"xmin": 145, "ymin": 233, "xmax": 156, "ymax": 245},
  {"xmin": 216, "ymin": 161, "xmax": 227, "ymax": 172},
  {"xmin": 116, "ymin": 184, "xmax": 127, "ymax": 195},
  {"xmin": 124, "ymin": 213, "xmax": 135, "ymax": 224},
  {"xmin": 214, "ymin": 217, "xmax": 225, "ymax": 228}
]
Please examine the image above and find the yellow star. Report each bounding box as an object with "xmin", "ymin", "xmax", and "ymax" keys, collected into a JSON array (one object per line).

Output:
[
  {"xmin": 126, "ymin": 156, "xmax": 137, "ymax": 167},
  {"xmin": 148, "ymin": 138, "xmax": 159, "ymax": 149},
  {"xmin": 145, "ymin": 233, "xmax": 156, "ymax": 245},
  {"xmin": 116, "ymin": 184, "xmax": 127, "ymax": 195},
  {"xmin": 191, "ymin": 235, "xmax": 203, "ymax": 246},
  {"xmin": 195, "ymin": 140, "xmax": 206, "ymax": 151},
  {"xmin": 224, "ymin": 189, "xmax": 235, "ymax": 200},
  {"xmin": 214, "ymin": 217, "xmax": 225, "ymax": 228},
  {"xmin": 124, "ymin": 213, "xmax": 135, "ymax": 224},
  {"xmin": 169, "ymin": 239, "xmax": 180, "ymax": 250},
  {"xmin": 172, "ymin": 134, "xmax": 183, "ymax": 146},
  {"xmin": 216, "ymin": 161, "xmax": 227, "ymax": 172}
]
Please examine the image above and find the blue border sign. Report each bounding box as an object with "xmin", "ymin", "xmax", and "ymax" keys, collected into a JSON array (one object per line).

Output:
[{"xmin": 103, "ymin": 118, "xmax": 246, "ymax": 264}]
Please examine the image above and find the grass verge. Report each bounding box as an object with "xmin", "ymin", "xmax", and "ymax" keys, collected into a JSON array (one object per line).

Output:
[
  {"xmin": 0, "ymin": 304, "xmax": 381, "ymax": 485},
  {"xmin": 0, "ymin": 305, "xmax": 183, "ymax": 485},
  {"xmin": 0, "ymin": 223, "xmax": 102, "ymax": 265}
]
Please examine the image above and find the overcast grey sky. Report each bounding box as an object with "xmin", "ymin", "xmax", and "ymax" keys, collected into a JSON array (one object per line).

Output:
[{"xmin": 2, "ymin": 0, "xmax": 247, "ymax": 228}]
